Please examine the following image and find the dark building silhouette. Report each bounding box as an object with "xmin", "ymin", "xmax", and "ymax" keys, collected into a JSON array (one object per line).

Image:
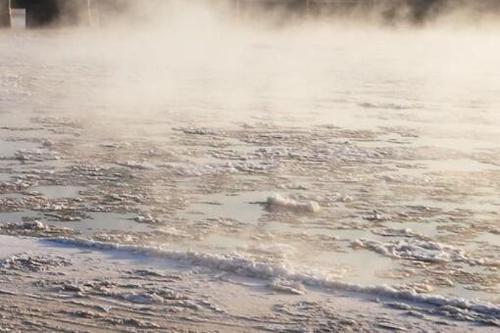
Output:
[
  {"xmin": 0, "ymin": 0, "xmax": 10, "ymax": 27},
  {"xmin": 0, "ymin": 0, "xmax": 92, "ymax": 27}
]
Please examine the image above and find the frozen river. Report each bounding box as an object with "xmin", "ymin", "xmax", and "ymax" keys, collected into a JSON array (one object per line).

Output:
[{"xmin": 0, "ymin": 9, "xmax": 499, "ymax": 331}]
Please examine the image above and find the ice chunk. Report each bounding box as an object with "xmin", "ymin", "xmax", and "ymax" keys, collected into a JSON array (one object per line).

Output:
[{"xmin": 266, "ymin": 194, "xmax": 321, "ymax": 213}]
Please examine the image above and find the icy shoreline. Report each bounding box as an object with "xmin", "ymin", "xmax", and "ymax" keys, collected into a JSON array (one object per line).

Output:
[
  {"xmin": 0, "ymin": 235, "xmax": 497, "ymax": 332},
  {"xmin": 48, "ymin": 236, "xmax": 499, "ymax": 325}
]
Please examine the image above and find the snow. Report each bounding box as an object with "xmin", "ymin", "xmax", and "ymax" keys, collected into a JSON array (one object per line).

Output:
[{"xmin": 266, "ymin": 194, "xmax": 321, "ymax": 213}]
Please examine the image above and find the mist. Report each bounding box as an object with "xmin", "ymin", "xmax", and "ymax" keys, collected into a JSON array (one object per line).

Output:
[{"xmin": 30, "ymin": 0, "xmax": 499, "ymax": 133}]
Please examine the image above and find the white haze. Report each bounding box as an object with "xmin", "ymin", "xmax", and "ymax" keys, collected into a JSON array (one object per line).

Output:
[{"xmin": 25, "ymin": 0, "xmax": 500, "ymax": 133}]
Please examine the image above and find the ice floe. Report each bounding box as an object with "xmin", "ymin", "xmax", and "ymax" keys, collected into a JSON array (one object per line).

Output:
[
  {"xmin": 0, "ymin": 254, "xmax": 71, "ymax": 272},
  {"xmin": 266, "ymin": 194, "xmax": 321, "ymax": 213},
  {"xmin": 14, "ymin": 149, "xmax": 60, "ymax": 162},
  {"xmin": 351, "ymin": 238, "xmax": 499, "ymax": 267},
  {"xmin": 0, "ymin": 221, "xmax": 75, "ymax": 237}
]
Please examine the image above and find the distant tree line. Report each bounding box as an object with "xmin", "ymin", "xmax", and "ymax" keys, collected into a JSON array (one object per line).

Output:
[{"xmin": 3, "ymin": 0, "xmax": 500, "ymax": 28}]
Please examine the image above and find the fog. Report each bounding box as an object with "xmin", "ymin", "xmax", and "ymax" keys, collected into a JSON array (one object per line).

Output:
[{"xmin": 27, "ymin": 0, "xmax": 499, "ymax": 131}]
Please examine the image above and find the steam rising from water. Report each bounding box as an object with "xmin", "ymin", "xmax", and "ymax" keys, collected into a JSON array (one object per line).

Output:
[{"xmin": 34, "ymin": 0, "xmax": 500, "ymax": 129}]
